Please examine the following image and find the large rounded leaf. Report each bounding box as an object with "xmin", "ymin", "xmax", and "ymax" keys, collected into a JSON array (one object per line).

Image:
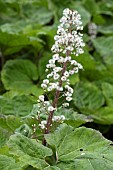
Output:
[
  {"xmin": 0, "ymin": 95, "xmax": 35, "ymax": 117},
  {"xmin": 55, "ymin": 108, "xmax": 93, "ymax": 128},
  {"xmin": 98, "ymin": 25, "xmax": 113, "ymax": 35},
  {"xmin": 0, "ymin": 127, "xmax": 11, "ymax": 148},
  {"xmin": 44, "ymin": 166, "xmax": 60, "ymax": 170},
  {"xmin": 91, "ymin": 107, "xmax": 113, "ymax": 125},
  {"xmin": 0, "ymin": 155, "xmax": 21, "ymax": 170},
  {"xmin": 102, "ymin": 82, "xmax": 113, "ymax": 106},
  {"xmin": 1, "ymin": 59, "xmax": 40, "ymax": 96},
  {"xmin": 73, "ymin": 82, "xmax": 105, "ymax": 112},
  {"xmin": 0, "ymin": 115, "xmax": 22, "ymax": 132},
  {"xmin": 8, "ymin": 134, "xmax": 52, "ymax": 170},
  {"xmin": 92, "ymin": 36, "xmax": 113, "ymax": 57},
  {"xmin": 45, "ymin": 124, "xmax": 113, "ymax": 170}
]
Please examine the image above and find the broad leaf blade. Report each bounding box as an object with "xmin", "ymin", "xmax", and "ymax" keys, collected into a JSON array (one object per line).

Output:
[
  {"xmin": 91, "ymin": 107, "xmax": 113, "ymax": 125},
  {"xmin": 0, "ymin": 95, "xmax": 35, "ymax": 117},
  {"xmin": 1, "ymin": 59, "xmax": 39, "ymax": 96},
  {"xmin": 73, "ymin": 82, "xmax": 105, "ymax": 111},
  {"xmin": 0, "ymin": 155, "xmax": 22, "ymax": 170},
  {"xmin": 0, "ymin": 127, "xmax": 11, "ymax": 148},
  {"xmin": 92, "ymin": 36, "xmax": 113, "ymax": 57},
  {"xmin": 8, "ymin": 134, "xmax": 52, "ymax": 169},
  {"xmin": 45, "ymin": 124, "xmax": 113, "ymax": 170},
  {"xmin": 55, "ymin": 108, "xmax": 93, "ymax": 128},
  {"xmin": 102, "ymin": 82, "xmax": 113, "ymax": 106}
]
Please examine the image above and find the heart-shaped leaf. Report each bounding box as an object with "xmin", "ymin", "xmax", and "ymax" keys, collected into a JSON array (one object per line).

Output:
[
  {"xmin": 0, "ymin": 95, "xmax": 35, "ymax": 117},
  {"xmin": 92, "ymin": 36, "xmax": 113, "ymax": 57},
  {"xmin": 45, "ymin": 124, "xmax": 113, "ymax": 170},
  {"xmin": 1, "ymin": 59, "xmax": 41, "ymax": 96},
  {"xmin": 73, "ymin": 82, "xmax": 105, "ymax": 112},
  {"xmin": 0, "ymin": 155, "xmax": 22, "ymax": 170},
  {"xmin": 8, "ymin": 134, "xmax": 52, "ymax": 169}
]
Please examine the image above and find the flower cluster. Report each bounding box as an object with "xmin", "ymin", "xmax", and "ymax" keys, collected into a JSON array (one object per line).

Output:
[
  {"xmin": 37, "ymin": 8, "xmax": 85, "ymax": 130},
  {"xmin": 51, "ymin": 8, "xmax": 85, "ymax": 56},
  {"xmin": 39, "ymin": 115, "xmax": 65, "ymax": 129}
]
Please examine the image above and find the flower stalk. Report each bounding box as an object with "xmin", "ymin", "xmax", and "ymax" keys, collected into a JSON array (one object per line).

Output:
[{"xmin": 36, "ymin": 8, "xmax": 85, "ymax": 145}]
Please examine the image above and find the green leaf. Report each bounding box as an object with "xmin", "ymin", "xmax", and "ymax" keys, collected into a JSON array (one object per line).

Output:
[
  {"xmin": 25, "ymin": 166, "xmax": 37, "ymax": 170},
  {"xmin": 92, "ymin": 36, "xmax": 113, "ymax": 57},
  {"xmin": 45, "ymin": 124, "xmax": 113, "ymax": 170},
  {"xmin": 72, "ymin": 52, "xmax": 112, "ymax": 82},
  {"xmin": 27, "ymin": 7, "xmax": 53, "ymax": 26},
  {"xmin": 97, "ymin": 1, "xmax": 113, "ymax": 16},
  {"xmin": 0, "ymin": 155, "xmax": 22, "ymax": 170},
  {"xmin": 8, "ymin": 134, "xmax": 52, "ymax": 169},
  {"xmin": 70, "ymin": 4, "xmax": 91, "ymax": 26},
  {"xmin": 56, "ymin": 108, "xmax": 93, "ymax": 128},
  {"xmin": 0, "ymin": 145, "xmax": 9, "ymax": 155},
  {"xmin": 92, "ymin": 107, "xmax": 113, "ymax": 125},
  {"xmin": 76, "ymin": 53, "xmax": 113, "ymax": 81},
  {"xmin": 102, "ymin": 82, "xmax": 113, "ymax": 106},
  {"xmin": 49, "ymin": 0, "xmax": 73, "ymax": 8},
  {"xmin": 38, "ymin": 52, "xmax": 51, "ymax": 80},
  {"xmin": 73, "ymin": 82, "xmax": 105, "ymax": 111},
  {"xmin": 74, "ymin": 51, "xmax": 96, "ymax": 70},
  {"xmin": 0, "ymin": 127, "xmax": 11, "ymax": 148},
  {"xmin": 0, "ymin": 115, "xmax": 22, "ymax": 132},
  {"xmin": 102, "ymin": 55, "xmax": 113, "ymax": 74},
  {"xmin": 0, "ymin": 95, "xmax": 35, "ymax": 117},
  {"xmin": 44, "ymin": 166, "xmax": 60, "ymax": 170},
  {"xmin": 69, "ymin": 73, "xmax": 79, "ymax": 86},
  {"xmin": 45, "ymin": 124, "xmax": 73, "ymax": 150},
  {"xmin": 98, "ymin": 25, "xmax": 113, "ymax": 35},
  {"xmin": 93, "ymin": 14, "xmax": 106, "ymax": 25},
  {"xmin": 1, "ymin": 59, "xmax": 40, "ymax": 96},
  {"xmin": 0, "ymin": 30, "xmax": 30, "ymax": 55},
  {"xmin": 83, "ymin": 0, "xmax": 99, "ymax": 15},
  {"xmin": 15, "ymin": 124, "xmax": 32, "ymax": 138},
  {"xmin": 0, "ymin": 27, "xmax": 45, "ymax": 54}
]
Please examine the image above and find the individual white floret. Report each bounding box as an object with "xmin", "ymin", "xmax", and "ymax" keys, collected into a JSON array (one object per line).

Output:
[
  {"xmin": 77, "ymin": 63, "xmax": 83, "ymax": 69},
  {"xmin": 62, "ymin": 103, "xmax": 69, "ymax": 107},
  {"xmin": 57, "ymin": 86, "xmax": 63, "ymax": 91},
  {"xmin": 71, "ymin": 60, "xmax": 78, "ymax": 65},
  {"xmin": 41, "ymin": 83, "xmax": 47, "ymax": 89},
  {"xmin": 64, "ymin": 71, "xmax": 69, "ymax": 77},
  {"xmin": 49, "ymin": 59, "xmax": 55, "ymax": 64},
  {"xmin": 47, "ymin": 86, "xmax": 53, "ymax": 91},
  {"xmin": 58, "ymin": 56, "xmax": 64, "ymax": 63},
  {"xmin": 43, "ymin": 79, "xmax": 49, "ymax": 84},
  {"xmin": 66, "ymin": 96, "xmax": 72, "ymax": 101},
  {"xmin": 52, "ymin": 115, "xmax": 65, "ymax": 122},
  {"xmin": 53, "ymin": 73, "xmax": 60, "ymax": 80},
  {"xmin": 39, "ymin": 120, "xmax": 47, "ymax": 129},
  {"xmin": 60, "ymin": 115, "xmax": 65, "ymax": 121},
  {"xmin": 64, "ymin": 56, "xmax": 71, "ymax": 62},
  {"xmin": 64, "ymin": 91, "xmax": 72, "ymax": 97},
  {"xmin": 39, "ymin": 95, "xmax": 44, "ymax": 102},
  {"xmin": 53, "ymin": 67, "xmax": 62, "ymax": 72},
  {"xmin": 44, "ymin": 101, "xmax": 50, "ymax": 106},
  {"xmin": 48, "ymin": 106, "xmax": 56, "ymax": 112},
  {"xmin": 52, "ymin": 54, "xmax": 59, "ymax": 60},
  {"xmin": 47, "ymin": 73, "xmax": 53, "ymax": 78},
  {"xmin": 61, "ymin": 76, "xmax": 67, "ymax": 81},
  {"xmin": 73, "ymin": 67, "xmax": 79, "ymax": 73}
]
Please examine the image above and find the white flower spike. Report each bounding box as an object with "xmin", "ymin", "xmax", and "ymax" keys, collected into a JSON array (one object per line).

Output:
[{"xmin": 36, "ymin": 8, "xmax": 85, "ymax": 132}]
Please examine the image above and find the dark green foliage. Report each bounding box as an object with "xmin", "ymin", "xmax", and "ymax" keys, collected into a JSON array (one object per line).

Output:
[{"xmin": 0, "ymin": 0, "xmax": 113, "ymax": 169}]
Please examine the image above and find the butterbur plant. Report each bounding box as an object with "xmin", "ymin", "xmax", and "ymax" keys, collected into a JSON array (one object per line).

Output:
[
  {"xmin": 2, "ymin": 8, "xmax": 113, "ymax": 170},
  {"xmin": 36, "ymin": 8, "xmax": 85, "ymax": 144}
]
